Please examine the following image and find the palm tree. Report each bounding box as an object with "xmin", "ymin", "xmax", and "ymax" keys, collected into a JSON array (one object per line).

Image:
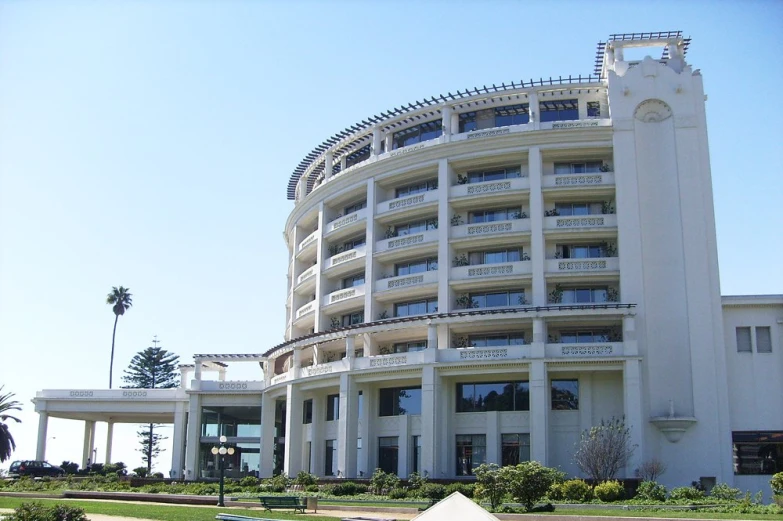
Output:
[
  {"xmin": 106, "ymin": 286, "xmax": 133, "ymax": 388},
  {"xmin": 0, "ymin": 386, "xmax": 22, "ymax": 463}
]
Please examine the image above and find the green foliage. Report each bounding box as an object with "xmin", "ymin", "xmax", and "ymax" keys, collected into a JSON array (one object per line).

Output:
[
  {"xmin": 406, "ymin": 471, "xmax": 427, "ymax": 490},
  {"xmin": 263, "ymin": 473, "xmax": 291, "ymax": 493},
  {"xmin": 6, "ymin": 502, "xmax": 88, "ymax": 521},
  {"xmin": 387, "ymin": 487, "xmax": 407, "ymax": 499},
  {"xmin": 444, "ymin": 482, "xmax": 475, "ymax": 498},
  {"xmin": 306, "ymin": 484, "xmax": 320, "ymax": 493},
  {"xmin": 419, "ymin": 483, "xmax": 446, "ymax": 502},
  {"xmin": 669, "ymin": 485, "xmax": 705, "ymax": 501},
  {"xmin": 500, "ymin": 461, "xmax": 565, "ymax": 512},
  {"xmin": 574, "ymin": 416, "xmax": 636, "ymax": 482},
  {"xmin": 294, "ymin": 471, "xmax": 317, "ymax": 486},
  {"xmin": 549, "ymin": 479, "xmax": 592, "ymax": 502},
  {"xmin": 474, "ymin": 463, "xmax": 505, "ymax": 511},
  {"xmin": 239, "ymin": 476, "xmax": 259, "ymax": 488},
  {"xmin": 709, "ymin": 482, "xmax": 741, "ymax": 501},
  {"xmin": 102, "ymin": 462, "xmax": 127, "ymax": 476},
  {"xmin": 330, "ymin": 482, "xmax": 366, "ymax": 496},
  {"xmin": 635, "ymin": 480, "xmax": 667, "ymax": 502},
  {"xmin": 593, "ymin": 480, "xmax": 624, "ymax": 502},
  {"xmin": 370, "ymin": 468, "xmax": 399, "ymax": 494},
  {"xmin": 60, "ymin": 461, "xmax": 79, "ymax": 475},
  {"xmin": 0, "ymin": 386, "xmax": 22, "ymax": 464},
  {"xmin": 771, "ymin": 472, "xmax": 783, "ymax": 495},
  {"xmin": 133, "ymin": 467, "xmax": 148, "ymax": 477}
]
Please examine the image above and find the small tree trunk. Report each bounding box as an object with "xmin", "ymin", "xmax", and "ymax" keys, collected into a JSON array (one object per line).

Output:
[
  {"xmin": 109, "ymin": 314, "xmax": 119, "ymax": 389},
  {"xmin": 147, "ymin": 423, "xmax": 153, "ymax": 474}
]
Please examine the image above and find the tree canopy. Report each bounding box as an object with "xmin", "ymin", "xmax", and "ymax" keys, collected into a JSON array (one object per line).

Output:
[{"xmin": 0, "ymin": 386, "xmax": 22, "ymax": 463}]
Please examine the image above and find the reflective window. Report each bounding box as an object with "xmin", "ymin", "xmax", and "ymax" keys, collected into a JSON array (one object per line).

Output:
[
  {"xmin": 555, "ymin": 202, "xmax": 598, "ymax": 216},
  {"xmin": 554, "ymin": 161, "xmax": 603, "ymax": 174},
  {"xmin": 551, "ymin": 379, "xmax": 579, "ymax": 410},
  {"xmin": 393, "ymin": 341, "xmax": 426, "ymax": 353},
  {"xmin": 378, "ymin": 436, "xmax": 399, "ymax": 475},
  {"xmin": 468, "ymin": 333, "xmax": 525, "ymax": 347},
  {"xmin": 469, "ymin": 207, "xmax": 523, "ymax": 223},
  {"xmin": 200, "ymin": 406, "xmax": 261, "ymax": 438},
  {"xmin": 394, "ymin": 298, "xmax": 438, "ymax": 317},
  {"xmin": 343, "ymin": 201, "xmax": 367, "ymax": 215},
  {"xmin": 756, "ymin": 327, "xmax": 772, "ymax": 353},
  {"xmin": 494, "ymin": 104, "xmax": 530, "ymax": 126},
  {"xmin": 395, "ymin": 258, "xmax": 438, "ymax": 276},
  {"xmin": 342, "ymin": 273, "xmax": 365, "ymax": 289},
  {"xmin": 560, "ymin": 244, "xmax": 603, "ymax": 259},
  {"xmin": 732, "ymin": 431, "xmax": 783, "ymax": 475},
  {"xmin": 457, "ymin": 381, "xmax": 529, "ymax": 412},
  {"xmin": 326, "ymin": 394, "xmax": 339, "ymax": 421},
  {"xmin": 587, "ymin": 101, "xmax": 601, "ymax": 117},
  {"xmin": 395, "ymin": 180, "xmax": 437, "ymax": 198},
  {"xmin": 502, "ymin": 434, "xmax": 531, "ymax": 466},
  {"xmin": 392, "ymin": 121, "xmax": 443, "ymax": 149},
  {"xmin": 456, "ymin": 435, "xmax": 486, "ymax": 476},
  {"xmin": 325, "ymin": 440, "xmax": 337, "ymax": 476},
  {"xmin": 379, "ymin": 387, "xmax": 422, "ymax": 416},
  {"xmin": 467, "ymin": 166, "xmax": 521, "ymax": 183},
  {"xmin": 470, "ymin": 290, "xmax": 524, "ymax": 308},
  {"xmin": 559, "ymin": 330, "xmax": 613, "ymax": 343},
  {"xmin": 395, "ymin": 219, "xmax": 437, "ymax": 236},
  {"xmin": 345, "ymin": 144, "xmax": 371, "ymax": 169},
  {"xmin": 469, "ymin": 249, "xmax": 522, "ymax": 265},
  {"xmin": 458, "ymin": 112, "xmax": 477, "ymax": 133},
  {"xmin": 341, "ymin": 311, "xmax": 364, "ymax": 326},
  {"xmin": 412, "ymin": 435, "xmax": 422, "ymax": 473},
  {"xmin": 540, "ymin": 99, "xmax": 579, "ymax": 122},
  {"xmin": 560, "ymin": 287, "xmax": 608, "ymax": 304}
]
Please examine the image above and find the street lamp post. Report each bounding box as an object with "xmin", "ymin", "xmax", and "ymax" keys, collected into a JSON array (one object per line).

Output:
[{"xmin": 211, "ymin": 435, "xmax": 235, "ymax": 507}]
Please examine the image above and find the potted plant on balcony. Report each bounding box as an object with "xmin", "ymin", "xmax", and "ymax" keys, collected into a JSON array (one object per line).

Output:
[
  {"xmin": 450, "ymin": 214, "xmax": 464, "ymax": 226},
  {"xmin": 518, "ymin": 295, "xmax": 529, "ymax": 305},
  {"xmin": 544, "ymin": 208, "xmax": 560, "ymax": 217},
  {"xmin": 456, "ymin": 174, "xmax": 468, "ymax": 185},
  {"xmin": 522, "ymin": 252, "xmax": 531, "ymax": 261},
  {"xmin": 330, "ymin": 317, "xmax": 341, "ymax": 329},
  {"xmin": 453, "ymin": 336, "xmax": 471, "ymax": 348},
  {"xmin": 426, "ymin": 219, "xmax": 438, "ymax": 229},
  {"xmin": 606, "ymin": 287, "xmax": 619, "ymax": 302},
  {"xmin": 599, "ymin": 241, "xmax": 618, "ymax": 257},
  {"xmin": 599, "ymin": 162, "xmax": 611, "ymax": 172},
  {"xmin": 452, "ymin": 254, "xmax": 469, "ymax": 267},
  {"xmin": 548, "ymin": 284, "xmax": 564, "ymax": 304},
  {"xmin": 455, "ymin": 294, "xmax": 478, "ymax": 309},
  {"xmin": 385, "ymin": 226, "xmax": 397, "ymax": 239},
  {"xmin": 601, "ymin": 201, "xmax": 616, "ymax": 214},
  {"xmin": 377, "ymin": 310, "xmax": 389, "ymax": 320}
]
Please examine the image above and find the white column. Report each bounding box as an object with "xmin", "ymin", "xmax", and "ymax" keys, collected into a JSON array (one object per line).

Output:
[
  {"xmin": 531, "ymin": 318, "xmax": 546, "ymax": 358},
  {"xmin": 528, "ymin": 91, "xmax": 540, "ymax": 130},
  {"xmin": 259, "ymin": 392, "xmax": 276, "ymax": 477},
  {"xmin": 337, "ymin": 373, "xmax": 359, "ymax": 478},
  {"xmin": 82, "ymin": 420, "xmax": 96, "ymax": 468},
  {"xmin": 436, "ymin": 159, "xmax": 450, "ymax": 311},
  {"xmin": 420, "ymin": 366, "xmax": 440, "ymax": 476},
  {"xmin": 364, "ymin": 179, "xmax": 376, "ymax": 319},
  {"xmin": 340, "ymin": 155, "xmax": 347, "ymax": 171},
  {"xmin": 371, "ymin": 128, "xmax": 383, "ymax": 156},
  {"xmin": 441, "ymin": 106, "xmax": 452, "ymax": 141},
  {"xmin": 528, "ymin": 146, "xmax": 546, "ymax": 305},
  {"xmin": 530, "ymin": 361, "xmax": 548, "ymax": 464},
  {"xmin": 35, "ymin": 412, "xmax": 48, "ymax": 461},
  {"xmin": 184, "ymin": 394, "xmax": 201, "ymax": 479},
  {"xmin": 579, "ymin": 373, "xmax": 593, "ymax": 435},
  {"xmin": 105, "ymin": 421, "xmax": 114, "ymax": 464},
  {"xmin": 486, "ymin": 411, "xmax": 500, "ymax": 465},
  {"xmin": 171, "ymin": 402, "xmax": 187, "ymax": 477},
  {"xmin": 310, "ymin": 392, "xmax": 324, "ymax": 476},
  {"xmin": 427, "ymin": 324, "xmax": 437, "ymax": 350},
  {"xmin": 284, "ymin": 384, "xmax": 303, "ymax": 476},
  {"xmin": 194, "ymin": 359, "xmax": 202, "ymax": 384},
  {"xmin": 398, "ymin": 415, "xmax": 410, "ymax": 478},
  {"xmin": 324, "ymin": 152, "xmax": 334, "ymax": 179},
  {"xmin": 357, "ymin": 385, "xmax": 370, "ymax": 477},
  {"xmin": 624, "ymin": 359, "xmax": 644, "ymax": 477},
  {"xmin": 346, "ymin": 336, "xmax": 355, "ymax": 359},
  {"xmin": 623, "ymin": 315, "xmax": 638, "ymax": 355}
]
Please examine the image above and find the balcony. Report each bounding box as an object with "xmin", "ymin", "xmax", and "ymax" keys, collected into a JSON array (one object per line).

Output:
[
  {"xmin": 296, "ymin": 265, "xmax": 318, "ymax": 288},
  {"xmin": 322, "ymin": 284, "xmax": 366, "ymax": 312},
  {"xmin": 300, "ymin": 359, "xmax": 350, "ymax": 379},
  {"xmin": 545, "ymin": 257, "xmax": 619, "ymax": 274},
  {"xmin": 324, "ymin": 245, "xmax": 366, "ymax": 276},
  {"xmin": 542, "ymin": 172, "xmax": 615, "ymax": 189},
  {"xmin": 451, "ymin": 261, "xmax": 532, "ymax": 282},
  {"xmin": 297, "ymin": 230, "xmax": 318, "ymax": 255},
  {"xmin": 354, "ymin": 349, "xmax": 432, "ymax": 370},
  {"xmin": 451, "ymin": 219, "xmax": 530, "ymax": 241},
  {"xmin": 545, "ymin": 342, "xmax": 624, "ymax": 358},
  {"xmin": 438, "ymin": 345, "xmax": 529, "ymax": 363},
  {"xmin": 450, "ymin": 177, "xmax": 529, "ymax": 200},
  {"xmin": 374, "ymin": 269, "xmax": 438, "ymax": 300},
  {"xmin": 295, "ymin": 299, "xmax": 316, "ymax": 320},
  {"xmin": 375, "ymin": 229, "xmax": 438, "ymax": 255},
  {"xmin": 324, "ymin": 208, "xmax": 367, "ymax": 237},
  {"xmin": 376, "ymin": 189, "xmax": 438, "ymax": 216},
  {"xmin": 544, "ymin": 214, "xmax": 617, "ymax": 231},
  {"xmin": 198, "ymin": 380, "xmax": 265, "ymax": 392}
]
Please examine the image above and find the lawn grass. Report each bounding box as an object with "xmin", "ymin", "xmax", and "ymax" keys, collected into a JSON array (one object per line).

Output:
[
  {"xmin": 0, "ymin": 497, "xmax": 342, "ymax": 521},
  {"xmin": 533, "ymin": 508, "xmax": 783, "ymax": 519}
]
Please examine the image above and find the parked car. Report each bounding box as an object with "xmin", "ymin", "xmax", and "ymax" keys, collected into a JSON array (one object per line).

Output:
[{"xmin": 8, "ymin": 460, "xmax": 65, "ymax": 478}]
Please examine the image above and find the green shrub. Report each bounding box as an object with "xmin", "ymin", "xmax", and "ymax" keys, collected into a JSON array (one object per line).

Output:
[
  {"xmin": 444, "ymin": 482, "xmax": 474, "ymax": 498},
  {"xmin": 6, "ymin": 502, "xmax": 88, "ymax": 521},
  {"xmin": 771, "ymin": 472, "xmax": 783, "ymax": 495},
  {"xmin": 709, "ymin": 482, "xmax": 741, "ymax": 501},
  {"xmin": 388, "ymin": 487, "xmax": 408, "ymax": 499},
  {"xmin": 593, "ymin": 480, "xmax": 624, "ymax": 502},
  {"xmin": 306, "ymin": 484, "xmax": 320, "ymax": 493},
  {"xmin": 552, "ymin": 479, "xmax": 592, "ymax": 502},
  {"xmin": 635, "ymin": 480, "xmax": 667, "ymax": 502},
  {"xmin": 420, "ymin": 483, "xmax": 446, "ymax": 502},
  {"xmin": 264, "ymin": 473, "xmax": 291, "ymax": 493},
  {"xmin": 240, "ymin": 476, "xmax": 260, "ymax": 488},
  {"xmin": 499, "ymin": 461, "xmax": 564, "ymax": 512},
  {"xmin": 294, "ymin": 471, "xmax": 318, "ymax": 486},
  {"xmin": 407, "ymin": 471, "xmax": 427, "ymax": 490},
  {"xmin": 474, "ymin": 463, "xmax": 505, "ymax": 511},
  {"xmin": 370, "ymin": 468, "xmax": 400, "ymax": 494},
  {"xmin": 132, "ymin": 467, "xmax": 148, "ymax": 477},
  {"xmin": 669, "ymin": 486, "xmax": 705, "ymax": 501},
  {"xmin": 331, "ymin": 481, "xmax": 359, "ymax": 496}
]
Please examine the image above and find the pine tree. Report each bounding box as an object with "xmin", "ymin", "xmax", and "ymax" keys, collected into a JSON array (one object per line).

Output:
[{"xmin": 122, "ymin": 338, "xmax": 179, "ymax": 474}]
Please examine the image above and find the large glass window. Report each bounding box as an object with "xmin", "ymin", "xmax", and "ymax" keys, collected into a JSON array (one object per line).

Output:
[
  {"xmin": 395, "ymin": 180, "xmax": 437, "ymax": 198},
  {"xmin": 551, "ymin": 379, "xmax": 579, "ymax": 410},
  {"xmin": 470, "ymin": 290, "xmax": 525, "ymax": 308},
  {"xmin": 395, "ymin": 219, "xmax": 438, "ymax": 236},
  {"xmin": 458, "ymin": 112, "xmax": 477, "ymax": 133},
  {"xmin": 554, "ymin": 161, "xmax": 603, "ymax": 174},
  {"xmin": 469, "ymin": 207, "xmax": 523, "ymax": 223},
  {"xmin": 345, "ymin": 144, "xmax": 371, "ymax": 169},
  {"xmin": 467, "ymin": 166, "xmax": 522, "ymax": 183},
  {"xmin": 302, "ymin": 399, "xmax": 313, "ymax": 424},
  {"xmin": 469, "ymin": 249, "xmax": 522, "ymax": 265},
  {"xmin": 198, "ymin": 441, "xmax": 260, "ymax": 478},
  {"xmin": 560, "ymin": 287, "xmax": 608, "ymax": 304},
  {"xmin": 560, "ymin": 244, "xmax": 603, "ymax": 259},
  {"xmin": 587, "ymin": 101, "xmax": 601, "ymax": 117},
  {"xmin": 456, "ymin": 435, "xmax": 486, "ymax": 476},
  {"xmin": 342, "ymin": 273, "xmax": 365, "ymax": 289},
  {"xmin": 200, "ymin": 406, "xmax": 261, "ymax": 438},
  {"xmin": 736, "ymin": 327, "xmax": 752, "ymax": 352},
  {"xmin": 395, "ymin": 258, "xmax": 437, "ymax": 276},
  {"xmin": 341, "ymin": 311, "xmax": 364, "ymax": 327},
  {"xmin": 539, "ymin": 99, "xmax": 579, "ymax": 122},
  {"xmin": 394, "ymin": 298, "xmax": 437, "ymax": 317},
  {"xmin": 457, "ymin": 381, "xmax": 529, "ymax": 412},
  {"xmin": 559, "ymin": 330, "xmax": 613, "ymax": 343},
  {"xmin": 325, "ymin": 440, "xmax": 337, "ymax": 476},
  {"xmin": 412, "ymin": 436, "xmax": 422, "ymax": 474},
  {"xmin": 502, "ymin": 434, "xmax": 531, "ymax": 466},
  {"xmin": 392, "ymin": 121, "xmax": 443, "ymax": 149},
  {"xmin": 756, "ymin": 327, "xmax": 772, "ymax": 353},
  {"xmin": 378, "ymin": 436, "xmax": 399, "ymax": 475},
  {"xmin": 326, "ymin": 394, "xmax": 340, "ymax": 421},
  {"xmin": 732, "ymin": 431, "xmax": 783, "ymax": 475},
  {"xmin": 379, "ymin": 387, "xmax": 422, "ymax": 416},
  {"xmin": 555, "ymin": 202, "xmax": 602, "ymax": 216},
  {"xmin": 495, "ymin": 104, "xmax": 530, "ymax": 126},
  {"xmin": 343, "ymin": 201, "xmax": 367, "ymax": 215},
  {"xmin": 393, "ymin": 341, "xmax": 426, "ymax": 353},
  {"xmin": 467, "ymin": 333, "xmax": 526, "ymax": 347}
]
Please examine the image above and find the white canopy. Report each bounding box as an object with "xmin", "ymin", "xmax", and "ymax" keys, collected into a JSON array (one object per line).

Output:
[{"xmin": 411, "ymin": 492, "xmax": 500, "ymax": 521}]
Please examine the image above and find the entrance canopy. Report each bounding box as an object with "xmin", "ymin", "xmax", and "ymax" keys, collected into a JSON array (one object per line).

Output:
[
  {"xmin": 33, "ymin": 388, "xmax": 188, "ymax": 423},
  {"xmin": 412, "ymin": 492, "xmax": 499, "ymax": 521}
]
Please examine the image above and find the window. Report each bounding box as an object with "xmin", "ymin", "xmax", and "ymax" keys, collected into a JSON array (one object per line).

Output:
[
  {"xmin": 343, "ymin": 201, "xmax": 367, "ymax": 215},
  {"xmin": 326, "ymin": 394, "xmax": 339, "ymax": 421},
  {"xmin": 736, "ymin": 327, "xmax": 752, "ymax": 353},
  {"xmin": 394, "ymin": 298, "xmax": 437, "ymax": 317},
  {"xmin": 555, "ymin": 202, "xmax": 601, "ymax": 216},
  {"xmin": 587, "ymin": 101, "xmax": 601, "ymax": 117},
  {"xmin": 325, "ymin": 440, "xmax": 336, "ymax": 476},
  {"xmin": 467, "ymin": 333, "xmax": 525, "ymax": 347},
  {"xmin": 559, "ymin": 244, "xmax": 605, "ymax": 259},
  {"xmin": 466, "ymin": 166, "xmax": 522, "ymax": 184},
  {"xmin": 395, "ymin": 180, "xmax": 437, "ymax": 198},
  {"xmin": 342, "ymin": 273, "xmax": 365, "ymax": 288},
  {"xmin": 469, "ymin": 207, "xmax": 522, "ymax": 223},
  {"xmin": 392, "ymin": 121, "xmax": 443, "ymax": 149},
  {"xmin": 559, "ymin": 329, "xmax": 614, "ymax": 343},
  {"xmin": 539, "ymin": 99, "xmax": 579, "ymax": 122},
  {"xmin": 341, "ymin": 311, "xmax": 364, "ymax": 327},
  {"xmin": 470, "ymin": 290, "xmax": 525, "ymax": 308},
  {"xmin": 395, "ymin": 257, "xmax": 438, "ymax": 276},
  {"xmin": 494, "ymin": 104, "xmax": 530, "ymax": 126},
  {"xmin": 345, "ymin": 144, "xmax": 371, "ymax": 169},
  {"xmin": 412, "ymin": 436, "xmax": 422, "ymax": 473},
  {"xmin": 457, "ymin": 381, "xmax": 529, "ymax": 412},
  {"xmin": 458, "ymin": 112, "xmax": 477, "ymax": 133},
  {"xmin": 551, "ymin": 379, "xmax": 579, "ymax": 410},
  {"xmin": 560, "ymin": 287, "xmax": 608, "ymax": 304},
  {"xmin": 502, "ymin": 434, "xmax": 531, "ymax": 466},
  {"xmin": 732, "ymin": 431, "xmax": 783, "ymax": 475},
  {"xmin": 302, "ymin": 399, "xmax": 313, "ymax": 424},
  {"xmin": 554, "ymin": 161, "xmax": 603, "ymax": 174},
  {"xmin": 469, "ymin": 249, "xmax": 522, "ymax": 265},
  {"xmin": 756, "ymin": 327, "xmax": 772, "ymax": 353},
  {"xmin": 395, "ymin": 219, "xmax": 437, "ymax": 236},
  {"xmin": 342, "ymin": 236, "xmax": 366, "ymax": 250},
  {"xmin": 378, "ymin": 436, "xmax": 399, "ymax": 475},
  {"xmin": 393, "ymin": 341, "xmax": 426, "ymax": 353},
  {"xmin": 379, "ymin": 387, "xmax": 422, "ymax": 416},
  {"xmin": 456, "ymin": 435, "xmax": 486, "ymax": 476}
]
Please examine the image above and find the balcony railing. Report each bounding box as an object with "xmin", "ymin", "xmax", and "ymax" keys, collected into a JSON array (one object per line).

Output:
[
  {"xmin": 296, "ymin": 265, "xmax": 317, "ymax": 285},
  {"xmin": 297, "ymin": 230, "xmax": 318, "ymax": 252},
  {"xmin": 450, "ymin": 177, "xmax": 529, "ymax": 198},
  {"xmin": 375, "ymin": 269, "xmax": 438, "ymax": 293},
  {"xmin": 295, "ymin": 300, "xmax": 316, "ymax": 319},
  {"xmin": 322, "ymin": 284, "xmax": 366, "ymax": 307},
  {"xmin": 451, "ymin": 261, "xmax": 531, "ymax": 281},
  {"xmin": 438, "ymin": 345, "xmax": 529, "ymax": 362},
  {"xmin": 377, "ymin": 189, "xmax": 438, "ymax": 215},
  {"xmin": 325, "ymin": 208, "xmax": 367, "ymax": 235},
  {"xmin": 545, "ymin": 342, "xmax": 623, "ymax": 357},
  {"xmin": 452, "ymin": 218, "xmax": 530, "ymax": 239},
  {"xmin": 375, "ymin": 229, "xmax": 438, "ymax": 254},
  {"xmin": 546, "ymin": 257, "xmax": 619, "ymax": 273},
  {"xmin": 543, "ymin": 172, "xmax": 615, "ymax": 189},
  {"xmin": 324, "ymin": 245, "xmax": 366, "ymax": 270},
  {"xmin": 198, "ymin": 380, "xmax": 266, "ymax": 392},
  {"xmin": 544, "ymin": 214, "xmax": 617, "ymax": 230}
]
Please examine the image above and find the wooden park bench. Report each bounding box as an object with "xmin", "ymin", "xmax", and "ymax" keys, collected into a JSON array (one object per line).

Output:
[{"xmin": 257, "ymin": 496, "xmax": 306, "ymax": 513}]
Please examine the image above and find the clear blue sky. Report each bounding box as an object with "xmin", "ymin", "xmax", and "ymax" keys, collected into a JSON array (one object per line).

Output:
[{"xmin": 1, "ymin": 1, "xmax": 781, "ymax": 473}]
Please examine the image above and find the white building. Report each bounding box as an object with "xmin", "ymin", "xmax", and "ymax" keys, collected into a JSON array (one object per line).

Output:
[{"xmin": 32, "ymin": 32, "xmax": 783, "ymax": 497}]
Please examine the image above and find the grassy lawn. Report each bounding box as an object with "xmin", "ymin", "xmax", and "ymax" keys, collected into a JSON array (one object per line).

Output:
[
  {"xmin": 0, "ymin": 497, "xmax": 343, "ymax": 521},
  {"xmin": 532, "ymin": 508, "xmax": 783, "ymax": 520}
]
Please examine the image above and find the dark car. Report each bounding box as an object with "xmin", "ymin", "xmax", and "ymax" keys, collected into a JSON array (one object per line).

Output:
[{"xmin": 8, "ymin": 460, "xmax": 65, "ymax": 478}]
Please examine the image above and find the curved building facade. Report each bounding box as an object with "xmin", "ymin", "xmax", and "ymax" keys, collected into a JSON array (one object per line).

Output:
[{"xmin": 32, "ymin": 32, "xmax": 783, "ymax": 497}]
